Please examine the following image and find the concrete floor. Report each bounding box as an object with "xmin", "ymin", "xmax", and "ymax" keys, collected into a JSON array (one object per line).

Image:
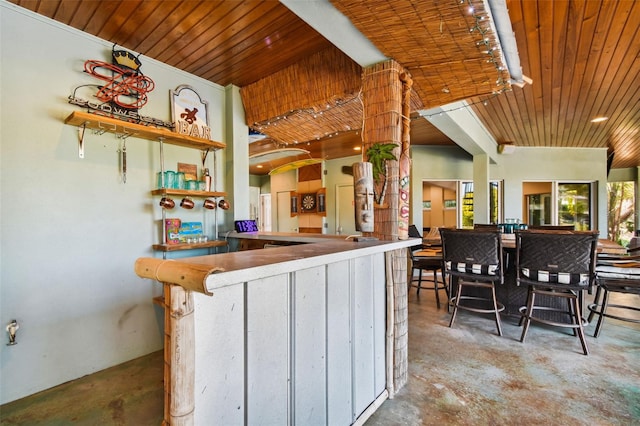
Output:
[{"xmin": 1, "ymin": 283, "xmax": 638, "ymax": 425}]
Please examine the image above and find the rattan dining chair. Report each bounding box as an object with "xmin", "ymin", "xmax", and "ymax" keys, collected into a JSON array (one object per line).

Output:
[
  {"xmin": 587, "ymin": 248, "xmax": 640, "ymax": 337},
  {"xmin": 439, "ymin": 228, "xmax": 505, "ymax": 335},
  {"xmin": 515, "ymin": 230, "xmax": 599, "ymax": 355}
]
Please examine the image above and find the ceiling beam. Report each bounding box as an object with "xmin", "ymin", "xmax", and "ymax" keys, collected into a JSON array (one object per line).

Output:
[
  {"xmin": 279, "ymin": 0, "xmax": 386, "ymax": 67},
  {"xmin": 420, "ymin": 101, "xmax": 501, "ymax": 164}
]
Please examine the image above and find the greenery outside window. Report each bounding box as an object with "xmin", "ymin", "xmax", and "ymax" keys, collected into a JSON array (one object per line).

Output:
[{"xmin": 460, "ymin": 181, "xmax": 503, "ymax": 228}]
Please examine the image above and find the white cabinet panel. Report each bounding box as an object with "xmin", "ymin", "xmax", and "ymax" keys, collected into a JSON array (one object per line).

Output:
[
  {"xmin": 246, "ymin": 275, "xmax": 291, "ymax": 425},
  {"xmin": 293, "ymin": 266, "xmax": 327, "ymax": 425}
]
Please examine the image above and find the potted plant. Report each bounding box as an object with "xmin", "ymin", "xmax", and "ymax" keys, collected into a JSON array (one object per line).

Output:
[{"xmin": 366, "ymin": 142, "xmax": 398, "ymax": 205}]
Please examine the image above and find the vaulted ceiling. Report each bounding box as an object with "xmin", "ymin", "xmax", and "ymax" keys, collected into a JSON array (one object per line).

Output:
[{"xmin": 9, "ymin": 0, "xmax": 639, "ymax": 175}]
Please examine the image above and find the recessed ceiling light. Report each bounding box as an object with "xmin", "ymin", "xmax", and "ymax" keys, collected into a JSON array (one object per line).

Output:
[
  {"xmin": 591, "ymin": 116, "xmax": 608, "ymax": 123},
  {"xmin": 256, "ymin": 165, "xmax": 263, "ymax": 168},
  {"xmin": 353, "ymin": 146, "xmax": 361, "ymax": 151}
]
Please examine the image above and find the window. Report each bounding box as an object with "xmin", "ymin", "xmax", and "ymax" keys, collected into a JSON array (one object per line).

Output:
[
  {"xmin": 460, "ymin": 181, "xmax": 503, "ymax": 228},
  {"xmin": 523, "ymin": 181, "xmax": 596, "ymax": 230},
  {"xmin": 557, "ymin": 183, "xmax": 592, "ymax": 230}
]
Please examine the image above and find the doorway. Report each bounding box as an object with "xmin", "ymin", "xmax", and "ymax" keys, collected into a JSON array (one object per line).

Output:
[{"xmin": 336, "ymin": 184, "xmax": 356, "ymax": 235}]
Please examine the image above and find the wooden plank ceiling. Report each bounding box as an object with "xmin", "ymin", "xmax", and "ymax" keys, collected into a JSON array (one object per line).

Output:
[{"xmin": 10, "ymin": 0, "xmax": 639, "ymax": 175}]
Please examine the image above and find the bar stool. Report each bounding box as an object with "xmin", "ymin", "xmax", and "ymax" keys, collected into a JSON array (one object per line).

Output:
[
  {"xmin": 439, "ymin": 228, "xmax": 505, "ymax": 336},
  {"xmin": 588, "ymin": 250, "xmax": 640, "ymax": 337},
  {"xmin": 516, "ymin": 230, "xmax": 598, "ymax": 355},
  {"xmin": 409, "ymin": 247, "xmax": 448, "ymax": 309}
]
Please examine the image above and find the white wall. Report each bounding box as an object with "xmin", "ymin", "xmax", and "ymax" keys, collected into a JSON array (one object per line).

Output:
[
  {"xmin": 410, "ymin": 145, "xmax": 609, "ymax": 233},
  {"xmin": 269, "ymin": 170, "xmax": 298, "ymax": 232},
  {"xmin": 0, "ymin": 3, "xmax": 228, "ymax": 403}
]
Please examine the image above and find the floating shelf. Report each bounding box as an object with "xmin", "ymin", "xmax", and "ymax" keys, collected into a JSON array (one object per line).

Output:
[
  {"xmin": 65, "ymin": 110, "xmax": 225, "ymax": 151},
  {"xmin": 151, "ymin": 189, "xmax": 227, "ymax": 198},
  {"xmin": 152, "ymin": 240, "xmax": 228, "ymax": 252}
]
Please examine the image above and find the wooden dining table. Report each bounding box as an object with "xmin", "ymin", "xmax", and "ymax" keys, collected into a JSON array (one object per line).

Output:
[{"xmin": 422, "ymin": 235, "xmax": 627, "ymax": 255}]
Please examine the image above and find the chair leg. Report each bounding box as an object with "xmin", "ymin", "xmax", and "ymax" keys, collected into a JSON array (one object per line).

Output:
[
  {"xmin": 571, "ymin": 296, "xmax": 589, "ymax": 355},
  {"xmin": 567, "ymin": 296, "xmax": 578, "ymax": 337},
  {"xmin": 448, "ymin": 282, "xmax": 462, "ymax": 328},
  {"xmin": 446, "ymin": 275, "xmax": 453, "ymax": 313},
  {"xmin": 588, "ymin": 284, "xmax": 603, "ymax": 323},
  {"xmin": 520, "ymin": 289, "xmax": 536, "ymax": 343},
  {"xmin": 491, "ymin": 285, "xmax": 503, "ymax": 336},
  {"xmin": 518, "ymin": 286, "xmax": 532, "ymax": 327},
  {"xmin": 443, "ymin": 274, "xmax": 450, "ymax": 303},
  {"xmin": 432, "ymin": 269, "xmax": 441, "ymax": 309},
  {"xmin": 593, "ymin": 288, "xmax": 610, "ymax": 338}
]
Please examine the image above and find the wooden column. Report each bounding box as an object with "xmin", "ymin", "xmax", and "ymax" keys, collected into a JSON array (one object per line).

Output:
[
  {"xmin": 164, "ymin": 283, "xmax": 195, "ymax": 426},
  {"xmin": 362, "ymin": 60, "xmax": 412, "ymax": 395},
  {"xmin": 362, "ymin": 61, "xmax": 402, "ymax": 241}
]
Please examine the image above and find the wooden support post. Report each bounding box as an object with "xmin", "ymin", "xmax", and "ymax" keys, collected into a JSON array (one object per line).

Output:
[
  {"xmin": 398, "ymin": 72, "xmax": 413, "ymax": 240},
  {"xmin": 164, "ymin": 283, "xmax": 195, "ymax": 426}
]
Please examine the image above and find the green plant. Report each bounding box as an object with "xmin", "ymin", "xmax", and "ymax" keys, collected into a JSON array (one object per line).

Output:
[{"xmin": 366, "ymin": 143, "xmax": 397, "ymax": 204}]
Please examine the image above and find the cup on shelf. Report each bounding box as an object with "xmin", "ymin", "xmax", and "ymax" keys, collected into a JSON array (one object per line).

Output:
[
  {"xmin": 164, "ymin": 171, "xmax": 176, "ymax": 189},
  {"xmin": 180, "ymin": 197, "xmax": 195, "ymax": 209},
  {"xmin": 159, "ymin": 197, "xmax": 175, "ymax": 209},
  {"xmin": 175, "ymin": 172, "xmax": 185, "ymax": 189},
  {"xmin": 203, "ymin": 198, "xmax": 217, "ymax": 210},
  {"xmin": 198, "ymin": 181, "xmax": 206, "ymax": 191},
  {"xmin": 185, "ymin": 180, "xmax": 198, "ymax": 190}
]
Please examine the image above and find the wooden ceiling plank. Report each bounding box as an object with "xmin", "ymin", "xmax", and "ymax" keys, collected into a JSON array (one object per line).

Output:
[
  {"xmin": 549, "ymin": 1, "xmax": 570, "ymax": 147},
  {"xmin": 178, "ymin": 2, "xmax": 284, "ymax": 77},
  {"xmin": 32, "ymin": 0, "xmax": 60, "ymax": 18},
  {"xmin": 554, "ymin": 0, "xmax": 582, "ymax": 147},
  {"xmin": 199, "ymin": 12, "xmax": 319, "ymax": 83},
  {"xmin": 67, "ymin": 0, "xmax": 101, "ymax": 30},
  {"xmin": 162, "ymin": 2, "xmax": 280, "ymax": 79},
  {"xmin": 561, "ymin": 0, "xmax": 599, "ymax": 148},
  {"xmin": 503, "ymin": 1, "xmax": 539, "ymax": 147},
  {"xmin": 520, "ymin": 0, "xmax": 546, "ymax": 146},
  {"xmin": 141, "ymin": 1, "xmax": 218, "ymax": 58},
  {"xmin": 117, "ymin": 1, "xmax": 182, "ymax": 51},
  {"xmin": 152, "ymin": 1, "xmax": 239, "ymax": 67},
  {"xmin": 94, "ymin": 0, "xmax": 144, "ymax": 45},
  {"xmin": 134, "ymin": 1, "xmax": 206, "ymax": 56},
  {"xmin": 591, "ymin": 58, "xmax": 640, "ymax": 153},
  {"xmin": 537, "ymin": 0, "xmax": 557, "ymax": 147},
  {"xmin": 200, "ymin": 12, "xmax": 326, "ymax": 82},
  {"xmin": 205, "ymin": 21, "xmax": 332, "ymax": 87},
  {"xmin": 52, "ymin": 0, "xmax": 80, "ymax": 22},
  {"xmin": 581, "ymin": 1, "xmax": 640, "ymax": 148},
  {"xmin": 82, "ymin": 0, "xmax": 122, "ymax": 36},
  {"xmin": 569, "ymin": 0, "xmax": 619, "ymax": 146}
]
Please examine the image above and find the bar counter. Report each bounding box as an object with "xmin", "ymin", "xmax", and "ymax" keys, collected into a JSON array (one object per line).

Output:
[{"xmin": 135, "ymin": 232, "xmax": 419, "ymax": 425}]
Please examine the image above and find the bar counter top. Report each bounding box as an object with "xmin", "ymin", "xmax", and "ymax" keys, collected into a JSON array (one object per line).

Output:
[{"xmin": 136, "ymin": 232, "xmax": 420, "ymax": 294}]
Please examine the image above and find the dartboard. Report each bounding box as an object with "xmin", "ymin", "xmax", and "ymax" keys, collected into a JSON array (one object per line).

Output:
[{"xmin": 302, "ymin": 194, "xmax": 316, "ymax": 211}]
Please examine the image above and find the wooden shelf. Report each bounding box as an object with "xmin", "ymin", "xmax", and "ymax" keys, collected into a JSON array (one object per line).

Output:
[
  {"xmin": 153, "ymin": 240, "xmax": 228, "ymax": 252},
  {"xmin": 151, "ymin": 188, "xmax": 227, "ymax": 198},
  {"xmin": 65, "ymin": 110, "xmax": 225, "ymax": 151}
]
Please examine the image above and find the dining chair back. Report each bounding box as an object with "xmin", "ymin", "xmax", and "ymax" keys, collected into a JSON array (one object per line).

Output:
[
  {"xmin": 515, "ymin": 229, "xmax": 598, "ymax": 355},
  {"xmin": 439, "ymin": 228, "xmax": 505, "ymax": 335}
]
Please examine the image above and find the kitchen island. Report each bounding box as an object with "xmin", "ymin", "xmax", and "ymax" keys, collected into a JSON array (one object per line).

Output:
[{"xmin": 135, "ymin": 232, "xmax": 418, "ymax": 425}]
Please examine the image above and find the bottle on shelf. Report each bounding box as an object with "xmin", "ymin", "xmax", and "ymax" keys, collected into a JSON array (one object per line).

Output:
[{"xmin": 203, "ymin": 168, "xmax": 212, "ymax": 192}]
